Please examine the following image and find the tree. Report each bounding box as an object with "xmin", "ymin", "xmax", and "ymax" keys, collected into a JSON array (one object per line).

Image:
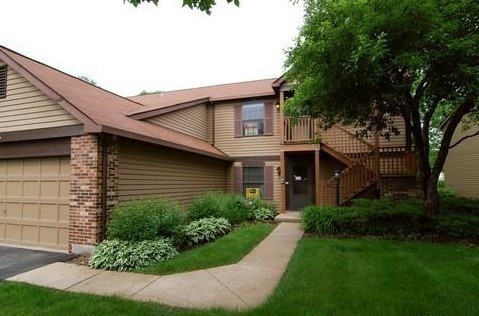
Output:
[
  {"xmin": 124, "ymin": 0, "xmax": 239, "ymax": 14},
  {"xmin": 78, "ymin": 75, "xmax": 98, "ymax": 86},
  {"xmin": 285, "ymin": 0, "xmax": 479, "ymax": 214}
]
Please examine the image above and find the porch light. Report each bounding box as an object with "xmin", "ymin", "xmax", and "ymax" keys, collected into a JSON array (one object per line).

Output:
[
  {"xmin": 275, "ymin": 102, "xmax": 280, "ymax": 111},
  {"xmin": 276, "ymin": 166, "xmax": 281, "ymax": 176}
]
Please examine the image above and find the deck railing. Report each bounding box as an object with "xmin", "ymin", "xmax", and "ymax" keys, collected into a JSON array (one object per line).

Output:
[
  {"xmin": 284, "ymin": 116, "xmax": 318, "ymax": 143},
  {"xmin": 380, "ymin": 147, "xmax": 417, "ymax": 175}
]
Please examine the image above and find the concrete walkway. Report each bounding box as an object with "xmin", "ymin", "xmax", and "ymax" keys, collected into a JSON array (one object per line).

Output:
[{"xmin": 7, "ymin": 222, "xmax": 303, "ymax": 310}]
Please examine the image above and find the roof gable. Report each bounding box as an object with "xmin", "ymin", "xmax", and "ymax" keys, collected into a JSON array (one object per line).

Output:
[{"xmin": 0, "ymin": 45, "xmax": 229, "ymax": 160}]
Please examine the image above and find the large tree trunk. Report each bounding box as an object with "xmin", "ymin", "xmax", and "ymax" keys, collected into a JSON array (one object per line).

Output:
[{"xmin": 423, "ymin": 177, "xmax": 440, "ymax": 215}]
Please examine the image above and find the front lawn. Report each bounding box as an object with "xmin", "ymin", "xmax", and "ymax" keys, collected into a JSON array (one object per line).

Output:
[
  {"xmin": 137, "ymin": 222, "xmax": 274, "ymax": 275},
  {"xmin": 2, "ymin": 237, "xmax": 478, "ymax": 315}
]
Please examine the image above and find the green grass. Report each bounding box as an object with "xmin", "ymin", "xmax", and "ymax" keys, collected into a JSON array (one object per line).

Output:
[
  {"xmin": 137, "ymin": 222, "xmax": 274, "ymax": 275},
  {"xmin": 1, "ymin": 237, "xmax": 478, "ymax": 315}
]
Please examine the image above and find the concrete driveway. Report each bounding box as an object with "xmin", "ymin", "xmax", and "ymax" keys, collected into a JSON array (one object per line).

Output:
[{"xmin": 0, "ymin": 246, "xmax": 75, "ymax": 280}]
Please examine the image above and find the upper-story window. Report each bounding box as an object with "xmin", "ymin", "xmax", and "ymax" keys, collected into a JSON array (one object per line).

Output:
[
  {"xmin": 242, "ymin": 102, "xmax": 264, "ymax": 136},
  {"xmin": 0, "ymin": 65, "xmax": 7, "ymax": 99},
  {"xmin": 234, "ymin": 100, "xmax": 274, "ymax": 138}
]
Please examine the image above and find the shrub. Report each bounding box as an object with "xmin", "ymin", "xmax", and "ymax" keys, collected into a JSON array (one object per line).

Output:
[
  {"xmin": 181, "ymin": 217, "xmax": 232, "ymax": 246},
  {"xmin": 107, "ymin": 197, "xmax": 185, "ymax": 241},
  {"xmin": 301, "ymin": 197, "xmax": 479, "ymax": 241},
  {"xmin": 187, "ymin": 192, "xmax": 251, "ymax": 224},
  {"xmin": 88, "ymin": 239, "xmax": 178, "ymax": 271},
  {"xmin": 301, "ymin": 205, "xmax": 349, "ymax": 234},
  {"xmin": 433, "ymin": 214, "xmax": 479, "ymax": 239},
  {"xmin": 440, "ymin": 195, "xmax": 479, "ymax": 215},
  {"xmin": 301, "ymin": 199, "xmax": 430, "ymax": 236},
  {"xmin": 252, "ymin": 207, "xmax": 277, "ymax": 222}
]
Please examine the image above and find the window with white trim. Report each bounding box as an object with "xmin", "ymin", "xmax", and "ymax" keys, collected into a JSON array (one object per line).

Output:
[{"xmin": 242, "ymin": 102, "xmax": 264, "ymax": 136}]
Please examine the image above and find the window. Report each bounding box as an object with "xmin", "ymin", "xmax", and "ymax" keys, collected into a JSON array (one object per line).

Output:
[
  {"xmin": 243, "ymin": 166, "xmax": 264, "ymax": 197},
  {"xmin": 242, "ymin": 102, "xmax": 264, "ymax": 136},
  {"xmin": 0, "ymin": 65, "xmax": 7, "ymax": 99}
]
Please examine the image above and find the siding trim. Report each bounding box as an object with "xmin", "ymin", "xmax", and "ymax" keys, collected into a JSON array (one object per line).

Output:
[
  {"xmin": 0, "ymin": 138, "xmax": 70, "ymax": 158},
  {"xmin": 0, "ymin": 124, "xmax": 84, "ymax": 142}
]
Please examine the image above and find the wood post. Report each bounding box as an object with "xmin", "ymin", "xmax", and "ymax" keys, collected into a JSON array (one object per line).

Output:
[{"xmin": 315, "ymin": 149, "xmax": 321, "ymax": 206}]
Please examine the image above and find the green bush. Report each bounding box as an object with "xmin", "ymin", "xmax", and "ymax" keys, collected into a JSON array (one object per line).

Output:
[
  {"xmin": 107, "ymin": 197, "xmax": 185, "ymax": 241},
  {"xmin": 301, "ymin": 199, "xmax": 429, "ymax": 236},
  {"xmin": 181, "ymin": 217, "xmax": 231, "ymax": 246},
  {"xmin": 252, "ymin": 207, "xmax": 277, "ymax": 222},
  {"xmin": 88, "ymin": 239, "xmax": 178, "ymax": 271},
  {"xmin": 187, "ymin": 192, "xmax": 251, "ymax": 224},
  {"xmin": 433, "ymin": 214, "xmax": 479, "ymax": 239},
  {"xmin": 301, "ymin": 197, "xmax": 479, "ymax": 241},
  {"xmin": 440, "ymin": 195, "xmax": 479, "ymax": 215}
]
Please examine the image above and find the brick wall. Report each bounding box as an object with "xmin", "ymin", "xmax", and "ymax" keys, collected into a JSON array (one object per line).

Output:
[{"xmin": 69, "ymin": 134, "xmax": 118, "ymax": 254}]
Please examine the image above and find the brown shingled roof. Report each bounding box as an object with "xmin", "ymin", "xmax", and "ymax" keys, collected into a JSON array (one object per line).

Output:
[
  {"xmin": 128, "ymin": 78, "xmax": 277, "ymax": 117},
  {"xmin": 0, "ymin": 45, "xmax": 230, "ymax": 160}
]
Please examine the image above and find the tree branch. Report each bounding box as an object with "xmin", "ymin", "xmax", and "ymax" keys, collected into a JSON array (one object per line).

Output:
[
  {"xmin": 433, "ymin": 99, "xmax": 476, "ymax": 176},
  {"xmin": 412, "ymin": 72, "xmax": 430, "ymax": 105},
  {"xmin": 448, "ymin": 130, "xmax": 479, "ymax": 149}
]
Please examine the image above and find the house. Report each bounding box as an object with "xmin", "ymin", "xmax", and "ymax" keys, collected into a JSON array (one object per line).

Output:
[
  {"xmin": 443, "ymin": 120, "xmax": 479, "ymax": 199},
  {"xmin": 0, "ymin": 46, "xmax": 417, "ymax": 253}
]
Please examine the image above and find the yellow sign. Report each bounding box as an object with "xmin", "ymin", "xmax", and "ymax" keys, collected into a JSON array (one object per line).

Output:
[{"xmin": 245, "ymin": 187, "xmax": 260, "ymax": 199}]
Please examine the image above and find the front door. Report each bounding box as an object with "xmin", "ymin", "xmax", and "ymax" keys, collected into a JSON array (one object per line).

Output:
[{"xmin": 287, "ymin": 155, "xmax": 314, "ymax": 210}]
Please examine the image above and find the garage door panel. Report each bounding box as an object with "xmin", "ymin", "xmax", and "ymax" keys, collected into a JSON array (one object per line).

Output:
[
  {"xmin": 6, "ymin": 202, "xmax": 21, "ymax": 218},
  {"xmin": 0, "ymin": 157, "xmax": 70, "ymax": 249},
  {"xmin": 58, "ymin": 204, "xmax": 69, "ymax": 222},
  {"xmin": 23, "ymin": 225, "xmax": 39, "ymax": 242},
  {"xmin": 23, "ymin": 181, "xmax": 40, "ymax": 197},
  {"xmin": 7, "ymin": 160, "xmax": 22, "ymax": 174},
  {"xmin": 23, "ymin": 159, "xmax": 40, "ymax": 174},
  {"xmin": 40, "ymin": 181, "xmax": 59, "ymax": 197},
  {"xmin": 5, "ymin": 224, "xmax": 21, "ymax": 241},
  {"xmin": 40, "ymin": 204, "xmax": 59, "ymax": 221},
  {"xmin": 6, "ymin": 181, "xmax": 21, "ymax": 196},
  {"xmin": 23, "ymin": 203, "xmax": 39, "ymax": 220}
]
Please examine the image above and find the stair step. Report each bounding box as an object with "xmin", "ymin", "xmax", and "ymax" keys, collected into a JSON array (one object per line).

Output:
[{"xmin": 274, "ymin": 212, "xmax": 301, "ymax": 223}]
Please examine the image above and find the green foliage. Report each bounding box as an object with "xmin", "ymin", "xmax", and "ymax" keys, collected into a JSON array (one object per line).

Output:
[
  {"xmin": 180, "ymin": 217, "xmax": 231, "ymax": 246},
  {"xmin": 107, "ymin": 198, "xmax": 185, "ymax": 242},
  {"xmin": 124, "ymin": 0, "xmax": 240, "ymax": 14},
  {"xmin": 433, "ymin": 214, "xmax": 479, "ymax": 239},
  {"xmin": 285, "ymin": 0, "xmax": 479, "ymax": 213},
  {"xmin": 437, "ymin": 180, "xmax": 457, "ymax": 199},
  {"xmin": 301, "ymin": 197, "xmax": 479, "ymax": 240},
  {"xmin": 187, "ymin": 192, "xmax": 252, "ymax": 224},
  {"xmin": 252, "ymin": 207, "xmax": 277, "ymax": 222},
  {"xmin": 88, "ymin": 239, "xmax": 178, "ymax": 271}
]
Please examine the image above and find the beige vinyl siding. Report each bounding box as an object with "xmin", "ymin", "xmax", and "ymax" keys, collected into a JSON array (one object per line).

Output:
[
  {"xmin": 118, "ymin": 140, "xmax": 228, "ymax": 207},
  {"xmin": 214, "ymin": 99, "xmax": 281, "ymax": 157},
  {"xmin": 341, "ymin": 116, "xmax": 407, "ymax": 148},
  {"xmin": 0, "ymin": 63, "xmax": 79, "ymax": 132},
  {"xmin": 265, "ymin": 160, "xmax": 281, "ymax": 208},
  {"xmin": 444, "ymin": 121, "xmax": 479, "ymax": 199},
  {"xmin": 147, "ymin": 104, "xmax": 209, "ymax": 141}
]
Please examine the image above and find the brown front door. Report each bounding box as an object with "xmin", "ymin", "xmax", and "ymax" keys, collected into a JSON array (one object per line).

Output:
[{"xmin": 287, "ymin": 155, "xmax": 314, "ymax": 210}]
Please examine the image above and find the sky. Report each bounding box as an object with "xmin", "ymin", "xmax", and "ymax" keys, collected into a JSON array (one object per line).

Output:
[{"xmin": 0, "ymin": 0, "xmax": 304, "ymax": 97}]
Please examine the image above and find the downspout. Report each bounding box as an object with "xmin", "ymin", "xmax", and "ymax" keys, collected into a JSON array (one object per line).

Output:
[{"xmin": 100, "ymin": 135, "xmax": 109, "ymax": 240}]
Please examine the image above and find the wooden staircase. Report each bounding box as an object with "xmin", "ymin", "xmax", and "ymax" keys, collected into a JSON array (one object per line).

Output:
[{"xmin": 319, "ymin": 125, "xmax": 379, "ymax": 205}]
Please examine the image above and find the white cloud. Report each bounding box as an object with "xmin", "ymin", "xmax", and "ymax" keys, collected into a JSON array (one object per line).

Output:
[{"xmin": 0, "ymin": 0, "xmax": 303, "ymax": 96}]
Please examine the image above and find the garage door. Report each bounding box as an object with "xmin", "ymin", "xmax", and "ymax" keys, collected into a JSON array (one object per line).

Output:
[{"xmin": 0, "ymin": 157, "xmax": 70, "ymax": 249}]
